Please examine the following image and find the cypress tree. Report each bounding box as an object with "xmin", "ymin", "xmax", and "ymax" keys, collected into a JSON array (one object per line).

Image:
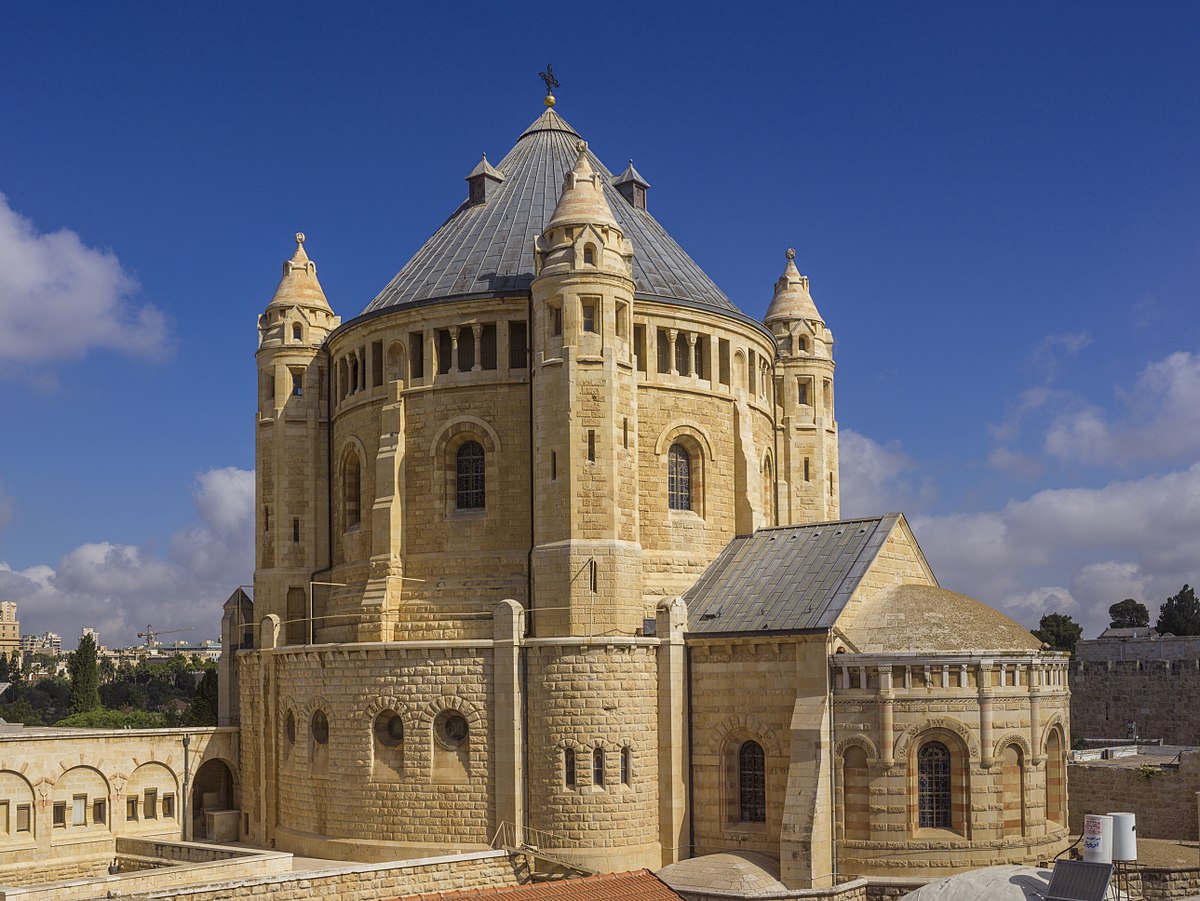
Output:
[{"xmin": 67, "ymin": 634, "xmax": 102, "ymax": 715}]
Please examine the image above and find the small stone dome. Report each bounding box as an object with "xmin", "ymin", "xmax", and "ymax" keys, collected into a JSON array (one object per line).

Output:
[
  {"xmin": 842, "ymin": 583, "xmax": 1043, "ymax": 654},
  {"xmin": 657, "ymin": 851, "xmax": 787, "ymax": 896},
  {"xmin": 900, "ymin": 865, "xmax": 1052, "ymax": 900}
]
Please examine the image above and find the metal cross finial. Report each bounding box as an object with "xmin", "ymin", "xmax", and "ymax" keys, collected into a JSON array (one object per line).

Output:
[{"xmin": 539, "ymin": 64, "xmax": 560, "ymax": 95}]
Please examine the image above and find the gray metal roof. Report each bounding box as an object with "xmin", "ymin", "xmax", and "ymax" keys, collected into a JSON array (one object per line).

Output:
[
  {"xmin": 363, "ymin": 108, "xmax": 741, "ymax": 317},
  {"xmin": 684, "ymin": 515, "xmax": 901, "ymax": 636}
]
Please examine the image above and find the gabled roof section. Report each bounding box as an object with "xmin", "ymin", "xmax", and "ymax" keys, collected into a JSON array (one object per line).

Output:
[
  {"xmin": 363, "ymin": 108, "xmax": 740, "ymax": 317},
  {"xmin": 684, "ymin": 515, "xmax": 901, "ymax": 636}
]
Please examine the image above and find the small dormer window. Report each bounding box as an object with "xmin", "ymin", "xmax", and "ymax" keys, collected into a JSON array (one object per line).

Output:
[
  {"xmin": 583, "ymin": 244, "xmax": 596, "ymax": 266},
  {"xmin": 292, "ymin": 323, "xmax": 302, "ymax": 342},
  {"xmin": 798, "ymin": 336, "xmax": 808, "ymax": 353}
]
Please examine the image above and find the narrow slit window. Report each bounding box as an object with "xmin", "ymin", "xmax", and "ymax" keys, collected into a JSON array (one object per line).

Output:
[
  {"xmin": 623, "ymin": 418, "xmax": 628, "ymax": 449},
  {"xmin": 804, "ymin": 458, "xmax": 810, "ymax": 482},
  {"xmin": 565, "ymin": 749, "xmax": 576, "ymax": 787},
  {"xmin": 593, "ymin": 748, "xmax": 605, "ymax": 787},
  {"xmin": 582, "ymin": 301, "xmax": 597, "ymax": 333},
  {"xmin": 144, "ymin": 789, "xmax": 157, "ymax": 819},
  {"xmin": 588, "ymin": 429, "xmax": 595, "ymax": 462},
  {"xmin": 551, "ymin": 306, "xmax": 563, "ymax": 337},
  {"xmin": 551, "ymin": 451, "xmax": 557, "ymax": 481},
  {"xmin": 508, "ymin": 321, "xmax": 528, "ymax": 369},
  {"xmin": 621, "ymin": 747, "xmax": 631, "ymax": 785},
  {"xmin": 72, "ymin": 795, "xmax": 86, "ymax": 827},
  {"xmin": 92, "ymin": 798, "xmax": 106, "ymax": 825},
  {"xmin": 292, "ymin": 517, "xmax": 300, "ymax": 544},
  {"xmin": 668, "ymin": 444, "xmax": 691, "ymax": 511},
  {"xmin": 53, "ymin": 802, "xmax": 66, "ymax": 828}
]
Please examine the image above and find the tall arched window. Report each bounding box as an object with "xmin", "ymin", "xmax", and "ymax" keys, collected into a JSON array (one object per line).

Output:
[
  {"xmin": 917, "ymin": 741, "xmax": 952, "ymax": 829},
  {"xmin": 738, "ymin": 741, "xmax": 766, "ymax": 823},
  {"xmin": 564, "ymin": 748, "xmax": 576, "ymax": 787},
  {"xmin": 456, "ymin": 441, "xmax": 485, "ymax": 510},
  {"xmin": 292, "ymin": 323, "xmax": 302, "ymax": 342},
  {"xmin": 668, "ymin": 443, "xmax": 691, "ymax": 511},
  {"xmin": 1045, "ymin": 729, "xmax": 1065, "ymax": 826},
  {"xmin": 344, "ymin": 454, "xmax": 362, "ymax": 529},
  {"xmin": 592, "ymin": 748, "xmax": 605, "ymax": 787}
]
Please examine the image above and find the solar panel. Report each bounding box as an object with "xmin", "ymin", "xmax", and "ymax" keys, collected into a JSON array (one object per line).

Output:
[{"xmin": 1046, "ymin": 860, "xmax": 1113, "ymax": 901}]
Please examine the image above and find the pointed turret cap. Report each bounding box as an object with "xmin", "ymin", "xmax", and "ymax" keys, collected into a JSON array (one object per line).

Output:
[
  {"xmin": 612, "ymin": 159, "xmax": 650, "ymax": 189},
  {"xmin": 764, "ymin": 248, "xmax": 822, "ymax": 324},
  {"xmin": 465, "ymin": 153, "xmax": 504, "ymax": 182},
  {"xmin": 267, "ymin": 233, "xmax": 331, "ymax": 312},
  {"xmin": 546, "ymin": 141, "xmax": 619, "ymax": 231}
]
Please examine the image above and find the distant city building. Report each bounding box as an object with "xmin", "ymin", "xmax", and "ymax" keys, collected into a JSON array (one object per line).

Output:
[
  {"xmin": 19, "ymin": 631, "xmax": 60, "ymax": 655},
  {"xmin": 81, "ymin": 626, "xmax": 101, "ymax": 648},
  {"xmin": 0, "ymin": 603, "xmax": 18, "ymax": 657}
]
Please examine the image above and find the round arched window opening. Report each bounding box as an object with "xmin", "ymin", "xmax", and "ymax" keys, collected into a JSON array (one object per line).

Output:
[
  {"xmin": 435, "ymin": 711, "xmax": 469, "ymax": 749},
  {"xmin": 285, "ymin": 711, "xmax": 296, "ymax": 744},
  {"xmin": 375, "ymin": 711, "xmax": 405, "ymax": 747},
  {"xmin": 311, "ymin": 710, "xmax": 329, "ymax": 745}
]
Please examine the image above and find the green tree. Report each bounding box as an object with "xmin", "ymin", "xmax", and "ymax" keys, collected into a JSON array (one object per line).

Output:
[
  {"xmin": 66, "ymin": 634, "xmax": 102, "ymax": 715},
  {"xmin": 184, "ymin": 669, "xmax": 218, "ymax": 726},
  {"xmin": 1032, "ymin": 612, "xmax": 1083, "ymax": 656},
  {"xmin": 0, "ymin": 699, "xmax": 44, "ymax": 726},
  {"xmin": 54, "ymin": 708, "xmax": 167, "ymax": 728},
  {"xmin": 1156, "ymin": 584, "xmax": 1200, "ymax": 636},
  {"xmin": 1109, "ymin": 598, "xmax": 1150, "ymax": 629}
]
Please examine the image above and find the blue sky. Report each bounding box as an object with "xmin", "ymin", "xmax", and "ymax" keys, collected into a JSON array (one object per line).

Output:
[{"xmin": 1, "ymin": 2, "xmax": 1198, "ymax": 647}]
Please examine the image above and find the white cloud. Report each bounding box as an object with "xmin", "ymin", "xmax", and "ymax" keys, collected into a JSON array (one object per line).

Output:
[
  {"xmin": 1031, "ymin": 331, "xmax": 1091, "ymax": 381},
  {"xmin": 998, "ymin": 585, "xmax": 1079, "ymax": 621},
  {"xmin": 0, "ymin": 467, "xmax": 253, "ymax": 648},
  {"xmin": 839, "ymin": 428, "xmax": 936, "ymax": 517},
  {"xmin": 987, "ymin": 447, "xmax": 1044, "ymax": 480},
  {"xmin": 913, "ymin": 462, "xmax": 1200, "ymax": 638},
  {"xmin": 0, "ymin": 192, "xmax": 169, "ymax": 367}
]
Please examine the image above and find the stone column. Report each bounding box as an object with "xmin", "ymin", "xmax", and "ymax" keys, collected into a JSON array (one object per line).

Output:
[
  {"xmin": 657, "ymin": 597, "xmax": 689, "ymax": 865},
  {"xmin": 493, "ymin": 600, "xmax": 525, "ymax": 846},
  {"xmin": 668, "ymin": 329, "xmax": 679, "ymax": 375},
  {"xmin": 450, "ymin": 326, "xmax": 460, "ymax": 373},
  {"xmin": 472, "ymin": 324, "xmax": 483, "ymax": 372},
  {"xmin": 878, "ymin": 665, "xmax": 895, "ymax": 768},
  {"xmin": 978, "ymin": 662, "xmax": 994, "ymax": 768}
]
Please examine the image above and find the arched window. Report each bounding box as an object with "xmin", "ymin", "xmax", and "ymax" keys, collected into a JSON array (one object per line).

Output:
[
  {"xmin": 583, "ymin": 243, "xmax": 595, "ymax": 265},
  {"xmin": 668, "ymin": 444, "xmax": 691, "ymax": 511},
  {"xmin": 917, "ymin": 741, "xmax": 952, "ymax": 829},
  {"xmin": 456, "ymin": 441, "xmax": 485, "ymax": 510},
  {"xmin": 797, "ymin": 336, "xmax": 807, "ymax": 353},
  {"xmin": 564, "ymin": 748, "xmax": 576, "ymax": 787},
  {"xmin": 841, "ymin": 746, "xmax": 870, "ymax": 840},
  {"xmin": 592, "ymin": 748, "xmax": 605, "ymax": 787},
  {"xmin": 292, "ymin": 323, "xmax": 302, "ymax": 342},
  {"xmin": 762, "ymin": 455, "xmax": 774, "ymax": 522},
  {"xmin": 1045, "ymin": 728, "xmax": 1065, "ymax": 826},
  {"xmin": 344, "ymin": 454, "xmax": 362, "ymax": 529},
  {"xmin": 738, "ymin": 741, "xmax": 766, "ymax": 823},
  {"xmin": 621, "ymin": 747, "xmax": 631, "ymax": 786}
]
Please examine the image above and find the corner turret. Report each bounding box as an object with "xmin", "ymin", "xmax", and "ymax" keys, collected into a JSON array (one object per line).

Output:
[
  {"xmin": 254, "ymin": 234, "xmax": 337, "ymax": 647},
  {"xmin": 768, "ymin": 249, "xmax": 839, "ymax": 522}
]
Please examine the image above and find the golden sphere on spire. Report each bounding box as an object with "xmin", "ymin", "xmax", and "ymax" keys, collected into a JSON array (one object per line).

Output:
[{"xmin": 544, "ymin": 93, "xmax": 556, "ymax": 108}]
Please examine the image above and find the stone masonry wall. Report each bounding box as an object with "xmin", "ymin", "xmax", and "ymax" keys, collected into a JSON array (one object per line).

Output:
[
  {"xmin": 1071, "ymin": 659, "xmax": 1200, "ymax": 745},
  {"xmin": 525, "ymin": 641, "xmax": 661, "ymax": 871},
  {"xmin": 1068, "ymin": 751, "xmax": 1200, "ymax": 840}
]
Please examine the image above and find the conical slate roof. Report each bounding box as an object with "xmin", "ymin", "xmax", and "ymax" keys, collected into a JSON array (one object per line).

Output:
[{"xmin": 363, "ymin": 109, "xmax": 740, "ymax": 316}]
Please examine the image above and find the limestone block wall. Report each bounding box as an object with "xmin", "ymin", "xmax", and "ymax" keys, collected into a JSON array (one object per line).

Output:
[
  {"xmin": 0, "ymin": 728, "xmax": 238, "ymax": 875},
  {"xmin": 1077, "ymin": 636, "xmax": 1200, "ymax": 663},
  {"xmin": 241, "ymin": 643, "xmax": 497, "ymax": 857},
  {"xmin": 1068, "ymin": 751, "xmax": 1200, "ymax": 840},
  {"xmin": 1071, "ymin": 660, "xmax": 1200, "ymax": 745},
  {"xmin": 525, "ymin": 640, "xmax": 662, "ymax": 872},
  {"xmin": 830, "ymin": 655, "xmax": 1070, "ymax": 878},
  {"xmin": 689, "ymin": 639, "xmax": 801, "ymax": 861}
]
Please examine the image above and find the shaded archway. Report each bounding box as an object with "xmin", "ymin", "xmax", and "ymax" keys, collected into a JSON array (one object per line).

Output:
[{"xmin": 191, "ymin": 758, "xmax": 236, "ymax": 841}]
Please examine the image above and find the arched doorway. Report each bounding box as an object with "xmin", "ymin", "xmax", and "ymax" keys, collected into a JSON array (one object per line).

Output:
[{"xmin": 191, "ymin": 759, "xmax": 236, "ymax": 841}]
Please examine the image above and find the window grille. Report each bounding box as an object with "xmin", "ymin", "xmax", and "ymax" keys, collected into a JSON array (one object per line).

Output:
[
  {"xmin": 918, "ymin": 741, "xmax": 952, "ymax": 828},
  {"xmin": 456, "ymin": 441, "xmax": 485, "ymax": 510},
  {"xmin": 738, "ymin": 741, "xmax": 766, "ymax": 823},
  {"xmin": 668, "ymin": 444, "xmax": 691, "ymax": 511}
]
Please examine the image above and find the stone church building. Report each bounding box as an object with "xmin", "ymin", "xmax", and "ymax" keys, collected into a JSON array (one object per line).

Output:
[{"xmin": 226, "ymin": 96, "xmax": 1071, "ymax": 890}]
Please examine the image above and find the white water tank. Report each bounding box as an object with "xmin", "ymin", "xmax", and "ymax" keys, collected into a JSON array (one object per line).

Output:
[
  {"xmin": 1082, "ymin": 813, "xmax": 1113, "ymax": 864},
  {"xmin": 1108, "ymin": 811, "xmax": 1137, "ymax": 861}
]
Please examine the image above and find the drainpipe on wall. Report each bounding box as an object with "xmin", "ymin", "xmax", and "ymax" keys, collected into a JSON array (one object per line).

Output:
[{"xmin": 181, "ymin": 733, "xmax": 191, "ymax": 842}]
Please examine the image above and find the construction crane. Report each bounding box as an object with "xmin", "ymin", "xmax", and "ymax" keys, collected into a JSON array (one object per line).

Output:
[{"xmin": 136, "ymin": 625, "xmax": 189, "ymax": 648}]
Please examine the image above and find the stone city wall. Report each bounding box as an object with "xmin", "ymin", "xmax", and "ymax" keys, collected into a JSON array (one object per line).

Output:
[
  {"xmin": 1077, "ymin": 637, "xmax": 1200, "ymax": 664},
  {"xmin": 1067, "ymin": 752, "xmax": 1200, "ymax": 840},
  {"xmin": 1071, "ymin": 660, "xmax": 1200, "ymax": 745}
]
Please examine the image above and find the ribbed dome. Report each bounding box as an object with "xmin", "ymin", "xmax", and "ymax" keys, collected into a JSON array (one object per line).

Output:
[
  {"xmin": 841, "ymin": 583, "xmax": 1043, "ymax": 654},
  {"xmin": 364, "ymin": 108, "xmax": 740, "ymax": 316}
]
